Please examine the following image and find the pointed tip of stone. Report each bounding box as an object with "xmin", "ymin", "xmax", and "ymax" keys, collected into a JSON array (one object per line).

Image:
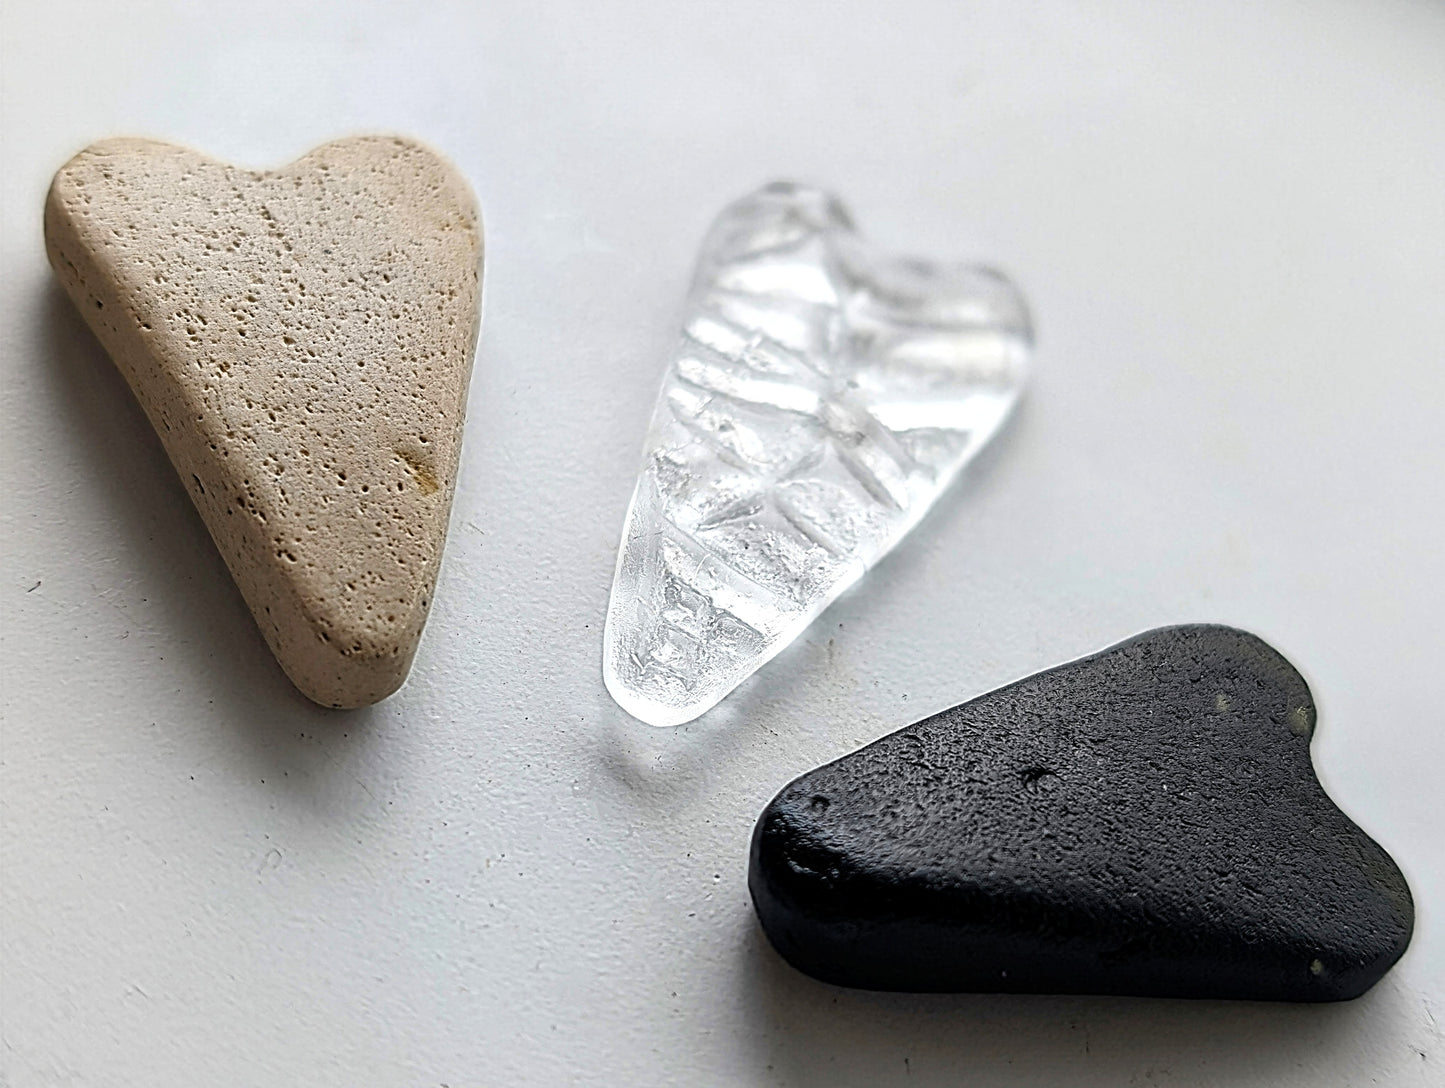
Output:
[{"xmin": 275, "ymin": 610, "xmax": 425, "ymax": 710}]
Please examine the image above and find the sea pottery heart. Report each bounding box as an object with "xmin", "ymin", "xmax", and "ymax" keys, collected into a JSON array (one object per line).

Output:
[
  {"xmin": 603, "ymin": 183, "xmax": 1031, "ymax": 727},
  {"xmin": 45, "ymin": 136, "xmax": 483, "ymax": 707}
]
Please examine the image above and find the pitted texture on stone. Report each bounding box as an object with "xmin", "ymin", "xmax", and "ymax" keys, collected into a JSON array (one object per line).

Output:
[
  {"xmin": 604, "ymin": 183, "xmax": 1031, "ymax": 726},
  {"xmin": 45, "ymin": 136, "xmax": 483, "ymax": 707},
  {"xmin": 750, "ymin": 625, "xmax": 1415, "ymax": 999}
]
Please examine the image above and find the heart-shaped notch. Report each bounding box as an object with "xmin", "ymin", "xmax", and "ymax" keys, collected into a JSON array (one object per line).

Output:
[{"xmin": 45, "ymin": 136, "xmax": 483, "ymax": 707}]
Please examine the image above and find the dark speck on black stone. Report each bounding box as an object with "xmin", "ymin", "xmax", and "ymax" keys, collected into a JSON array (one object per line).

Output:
[{"xmin": 748, "ymin": 624, "xmax": 1414, "ymax": 1000}]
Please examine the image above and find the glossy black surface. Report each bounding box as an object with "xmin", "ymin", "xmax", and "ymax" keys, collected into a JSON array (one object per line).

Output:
[{"xmin": 750, "ymin": 625, "xmax": 1414, "ymax": 999}]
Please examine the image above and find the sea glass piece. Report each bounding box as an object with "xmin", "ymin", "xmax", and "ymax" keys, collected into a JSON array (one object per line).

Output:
[{"xmin": 603, "ymin": 183, "xmax": 1032, "ymax": 727}]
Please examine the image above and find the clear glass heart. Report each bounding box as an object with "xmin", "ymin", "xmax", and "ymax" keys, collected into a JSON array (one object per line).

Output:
[{"xmin": 604, "ymin": 183, "xmax": 1032, "ymax": 726}]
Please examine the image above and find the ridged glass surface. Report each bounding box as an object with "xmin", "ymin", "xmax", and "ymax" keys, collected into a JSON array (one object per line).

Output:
[{"xmin": 604, "ymin": 183, "xmax": 1032, "ymax": 726}]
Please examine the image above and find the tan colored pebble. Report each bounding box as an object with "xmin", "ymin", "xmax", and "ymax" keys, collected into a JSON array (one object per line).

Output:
[{"xmin": 44, "ymin": 136, "xmax": 483, "ymax": 707}]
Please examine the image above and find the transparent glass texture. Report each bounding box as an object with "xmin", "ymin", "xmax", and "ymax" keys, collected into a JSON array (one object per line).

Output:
[{"xmin": 604, "ymin": 183, "xmax": 1032, "ymax": 726}]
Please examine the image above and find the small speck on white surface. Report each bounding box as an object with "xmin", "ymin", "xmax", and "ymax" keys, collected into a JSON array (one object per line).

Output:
[{"xmin": 2, "ymin": 2, "xmax": 1443, "ymax": 1085}]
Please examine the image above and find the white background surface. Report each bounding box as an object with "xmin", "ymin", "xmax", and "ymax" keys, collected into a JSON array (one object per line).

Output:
[{"xmin": 3, "ymin": 1, "xmax": 1443, "ymax": 1084}]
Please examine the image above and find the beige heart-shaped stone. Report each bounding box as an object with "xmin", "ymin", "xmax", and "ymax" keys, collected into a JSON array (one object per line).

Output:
[{"xmin": 45, "ymin": 136, "xmax": 483, "ymax": 707}]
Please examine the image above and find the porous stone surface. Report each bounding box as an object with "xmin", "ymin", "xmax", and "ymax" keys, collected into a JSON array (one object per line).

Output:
[
  {"xmin": 750, "ymin": 625, "xmax": 1415, "ymax": 999},
  {"xmin": 45, "ymin": 136, "xmax": 483, "ymax": 707}
]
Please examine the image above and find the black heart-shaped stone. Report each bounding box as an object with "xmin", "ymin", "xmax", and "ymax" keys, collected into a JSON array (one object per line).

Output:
[{"xmin": 749, "ymin": 625, "xmax": 1413, "ymax": 999}]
